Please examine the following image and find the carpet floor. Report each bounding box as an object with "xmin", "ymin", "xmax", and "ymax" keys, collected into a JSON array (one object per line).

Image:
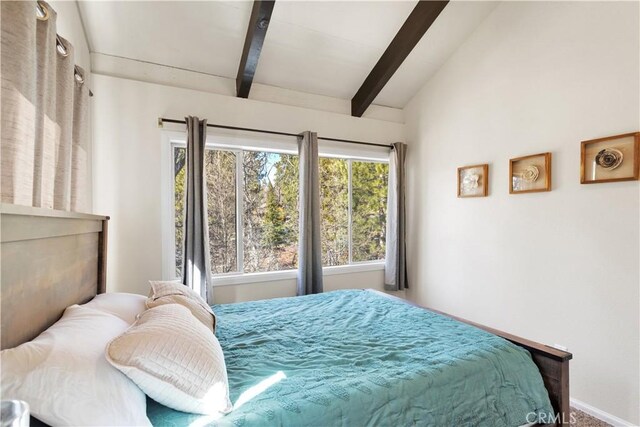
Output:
[{"xmin": 572, "ymin": 408, "xmax": 612, "ymax": 427}]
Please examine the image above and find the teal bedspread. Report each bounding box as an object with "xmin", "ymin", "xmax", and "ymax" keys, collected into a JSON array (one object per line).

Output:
[{"xmin": 147, "ymin": 290, "xmax": 553, "ymax": 426}]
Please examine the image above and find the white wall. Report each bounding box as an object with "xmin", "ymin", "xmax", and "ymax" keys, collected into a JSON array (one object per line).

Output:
[
  {"xmin": 91, "ymin": 74, "xmax": 404, "ymax": 300},
  {"xmin": 91, "ymin": 53, "xmax": 404, "ymax": 124},
  {"xmin": 404, "ymin": 1, "xmax": 639, "ymax": 424},
  {"xmin": 213, "ymin": 270, "xmax": 384, "ymax": 304}
]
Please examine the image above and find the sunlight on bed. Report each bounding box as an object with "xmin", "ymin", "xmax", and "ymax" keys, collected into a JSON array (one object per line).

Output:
[
  {"xmin": 187, "ymin": 371, "xmax": 287, "ymax": 426},
  {"xmin": 234, "ymin": 371, "xmax": 287, "ymax": 410},
  {"xmin": 188, "ymin": 372, "xmax": 287, "ymax": 427}
]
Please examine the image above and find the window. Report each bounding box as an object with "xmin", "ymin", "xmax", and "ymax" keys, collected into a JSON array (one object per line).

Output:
[
  {"xmin": 174, "ymin": 147, "xmax": 238, "ymax": 277},
  {"xmin": 352, "ymin": 161, "xmax": 388, "ymax": 262},
  {"xmin": 318, "ymin": 158, "xmax": 389, "ymax": 266},
  {"xmin": 319, "ymin": 158, "xmax": 348, "ymax": 266},
  {"xmin": 170, "ymin": 137, "xmax": 388, "ymax": 281},
  {"xmin": 242, "ymin": 151, "xmax": 299, "ymax": 273}
]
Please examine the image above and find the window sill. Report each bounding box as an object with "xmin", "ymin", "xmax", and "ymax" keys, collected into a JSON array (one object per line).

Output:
[{"xmin": 212, "ymin": 261, "xmax": 385, "ymax": 287}]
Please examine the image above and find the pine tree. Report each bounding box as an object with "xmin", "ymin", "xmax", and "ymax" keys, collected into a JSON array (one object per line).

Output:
[
  {"xmin": 352, "ymin": 161, "xmax": 388, "ymax": 261},
  {"xmin": 273, "ymin": 154, "xmax": 299, "ymax": 268},
  {"xmin": 242, "ymin": 151, "xmax": 268, "ymax": 272},
  {"xmin": 173, "ymin": 148, "xmax": 186, "ymax": 277},
  {"xmin": 206, "ymin": 150, "xmax": 238, "ymax": 273},
  {"xmin": 264, "ymin": 182, "xmax": 287, "ymax": 249},
  {"xmin": 319, "ymin": 158, "xmax": 349, "ymax": 266},
  {"xmin": 175, "ymin": 147, "xmax": 388, "ymax": 277}
]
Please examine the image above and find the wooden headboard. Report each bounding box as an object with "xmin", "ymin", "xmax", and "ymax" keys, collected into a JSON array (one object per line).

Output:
[{"xmin": 0, "ymin": 203, "xmax": 109, "ymax": 350}]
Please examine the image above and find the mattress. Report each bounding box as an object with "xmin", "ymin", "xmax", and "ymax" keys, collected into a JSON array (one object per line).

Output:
[{"xmin": 147, "ymin": 289, "xmax": 553, "ymax": 426}]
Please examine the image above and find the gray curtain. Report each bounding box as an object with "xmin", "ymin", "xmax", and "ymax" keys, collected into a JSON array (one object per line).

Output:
[
  {"xmin": 384, "ymin": 142, "xmax": 408, "ymax": 291},
  {"xmin": 297, "ymin": 131, "xmax": 323, "ymax": 296},
  {"xmin": 181, "ymin": 116, "xmax": 213, "ymax": 302},
  {"xmin": 1, "ymin": 1, "xmax": 90, "ymax": 212}
]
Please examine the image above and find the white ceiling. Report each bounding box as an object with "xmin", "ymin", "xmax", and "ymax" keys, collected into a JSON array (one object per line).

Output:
[
  {"xmin": 253, "ymin": 1, "xmax": 417, "ymax": 101},
  {"xmin": 78, "ymin": 1, "xmax": 252, "ymax": 78},
  {"xmin": 78, "ymin": 1, "xmax": 499, "ymax": 110},
  {"xmin": 379, "ymin": 1, "xmax": 499, "ymax": 107}
]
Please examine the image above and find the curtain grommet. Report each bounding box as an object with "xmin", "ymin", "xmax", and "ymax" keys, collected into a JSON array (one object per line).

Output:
[
  {"xmin": 74, "ymin": 66, "xmax": 85, "ymax": 84},
  {"xmin": 56, "ymin": 35, "xmax": 69, "ymax": 57},
  {"xmin": 36, "ymin": 1, "xmax": 49, "ymax": 21}
]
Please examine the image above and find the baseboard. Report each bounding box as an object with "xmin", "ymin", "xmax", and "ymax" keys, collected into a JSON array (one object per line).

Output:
[{"xmin": 570, "ymin": 398, "xmax": 636, "ymax": 426}]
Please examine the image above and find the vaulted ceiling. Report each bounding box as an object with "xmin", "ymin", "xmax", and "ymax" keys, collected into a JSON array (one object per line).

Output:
[{"xmin": 78, "ymin": 1, "xmax": 498, "ymax": 113}]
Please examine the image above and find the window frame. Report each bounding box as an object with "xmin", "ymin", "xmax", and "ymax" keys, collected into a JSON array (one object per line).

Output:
[{"xmin": 161, "ymin": 130, "xmax": 387, "ymax": 286}]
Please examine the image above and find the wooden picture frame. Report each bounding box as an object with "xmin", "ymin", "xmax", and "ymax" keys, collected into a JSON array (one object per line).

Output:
[
  {"xmin": 457, "ymin": 164, "xmax": 488, "ymax": 198},
  {"xmin": 509, "ymin": 152, "xmax": 552, "ymax": 194},
  {"xmin": 580, "ymin": 132, "xmax": 639, "ymax": 184}
]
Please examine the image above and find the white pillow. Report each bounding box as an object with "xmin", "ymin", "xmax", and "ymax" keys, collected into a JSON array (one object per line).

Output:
[
  {"xmin": 84, "ymin": 292, "xmax": 147, "ymax": 324},
  {"xmin": 106, "ymin": 304, "xmax": 232, "ymax": 416},
  {"xmin": 0, "ymin": 305, "xmax": 150, "ymax": 426},
  {"xmin": 148, "ymin": 280, "xmax": 216, "ymax": 331}
]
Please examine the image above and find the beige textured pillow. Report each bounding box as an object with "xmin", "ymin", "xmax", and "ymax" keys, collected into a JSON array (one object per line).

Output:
[
  {"xmin": 106, "ymin": 304, "xmax": 232, "ymax": 416},
  {"xmin": 147, "ymin": 280, "xmax": 216, "ymax": 332}
]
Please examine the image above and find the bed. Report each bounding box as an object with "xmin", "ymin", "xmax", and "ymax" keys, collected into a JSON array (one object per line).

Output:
[{"xmin": 0, "ymin": 205, "xmax": 572, "ymax": 426}]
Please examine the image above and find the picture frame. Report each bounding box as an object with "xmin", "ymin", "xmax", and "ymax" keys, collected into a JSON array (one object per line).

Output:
[
  {"xmin": 457, "ymin": 164, "xmax": 488, "ymax": 198},
  {"xmin": 509, "ymin": 152, "xmax": 551, "ymax": 194},
  {"xmin": 580, "ymin": 132, "xmax": 639, "ymax": 184}
]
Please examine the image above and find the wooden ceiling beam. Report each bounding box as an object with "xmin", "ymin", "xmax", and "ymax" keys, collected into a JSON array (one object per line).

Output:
[
  {"xmin": 351, "ymin": 1, "xmax": 449, "ymax": 117},
  {"xmin": 236, "ymin": 0, "xmax": 276, "ymax": 98}
]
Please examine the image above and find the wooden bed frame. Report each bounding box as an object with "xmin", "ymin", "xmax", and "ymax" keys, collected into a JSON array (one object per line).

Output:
[
  {"xmin": 0, "ymin": 204, "xmax": 572, "ymax": 426},
  {"xmin": 0, "ymin": 203, "xmax": 109, "ymax": 350},
  {"xmin": 371, "ymin": 290, "xmax": 572, "ymax": 426}
]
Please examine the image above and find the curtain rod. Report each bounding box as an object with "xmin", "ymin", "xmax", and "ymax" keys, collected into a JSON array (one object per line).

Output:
[{"xmin": 157, "ymin": 118, "xmax": 394, "ymax": 149}]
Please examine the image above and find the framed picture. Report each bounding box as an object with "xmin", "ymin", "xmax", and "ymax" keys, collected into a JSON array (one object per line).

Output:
[
  {"xmin": 457, "ymin": 164, "xmax": 488, "ymax": 198},
  {"xmin": 509, "ymin": 152, "xmax": 551, "ymax": 194},
  {"xmin": 581, "ymin": 132, "xmax": 639, "ymax": 184}
]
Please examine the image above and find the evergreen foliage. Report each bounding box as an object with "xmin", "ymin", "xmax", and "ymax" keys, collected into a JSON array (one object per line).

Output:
[{"xmin": 174, "ymin": 147, "xmax": 388, "ymax": 278}]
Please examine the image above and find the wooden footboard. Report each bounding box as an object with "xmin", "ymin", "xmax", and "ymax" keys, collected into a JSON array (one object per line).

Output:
[{"xmin": 368, "ymin": 290, "xmax": 572, "ymax": 426}]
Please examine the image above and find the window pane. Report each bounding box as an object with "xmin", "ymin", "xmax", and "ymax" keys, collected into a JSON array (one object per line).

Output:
[
  {"xmin": 206, "ymin": 150, "xmax": 238, "ymax": 274},
  {"xmin": 319, "ymin": 157, "xmax": 348, "ymax": 266},
  {"xmin": 243, "ymin": 151, "xmax": 299, "ymax": 273},
  {"xmin": 174, "ymin": 147, "xmax": 186, "ymax": 278},
  {"xmin": 352, "ymin": 161, "xmax": 388, "ymax": 262},
  {"xmin": 175, "ymin": 146, "xmax": 389, "ymax": 278}
]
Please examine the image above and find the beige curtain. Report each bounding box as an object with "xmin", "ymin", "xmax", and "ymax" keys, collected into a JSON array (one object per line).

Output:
[{"xmin": 1, "ymin": 1, "xmax": 90, "ymax": 212}]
